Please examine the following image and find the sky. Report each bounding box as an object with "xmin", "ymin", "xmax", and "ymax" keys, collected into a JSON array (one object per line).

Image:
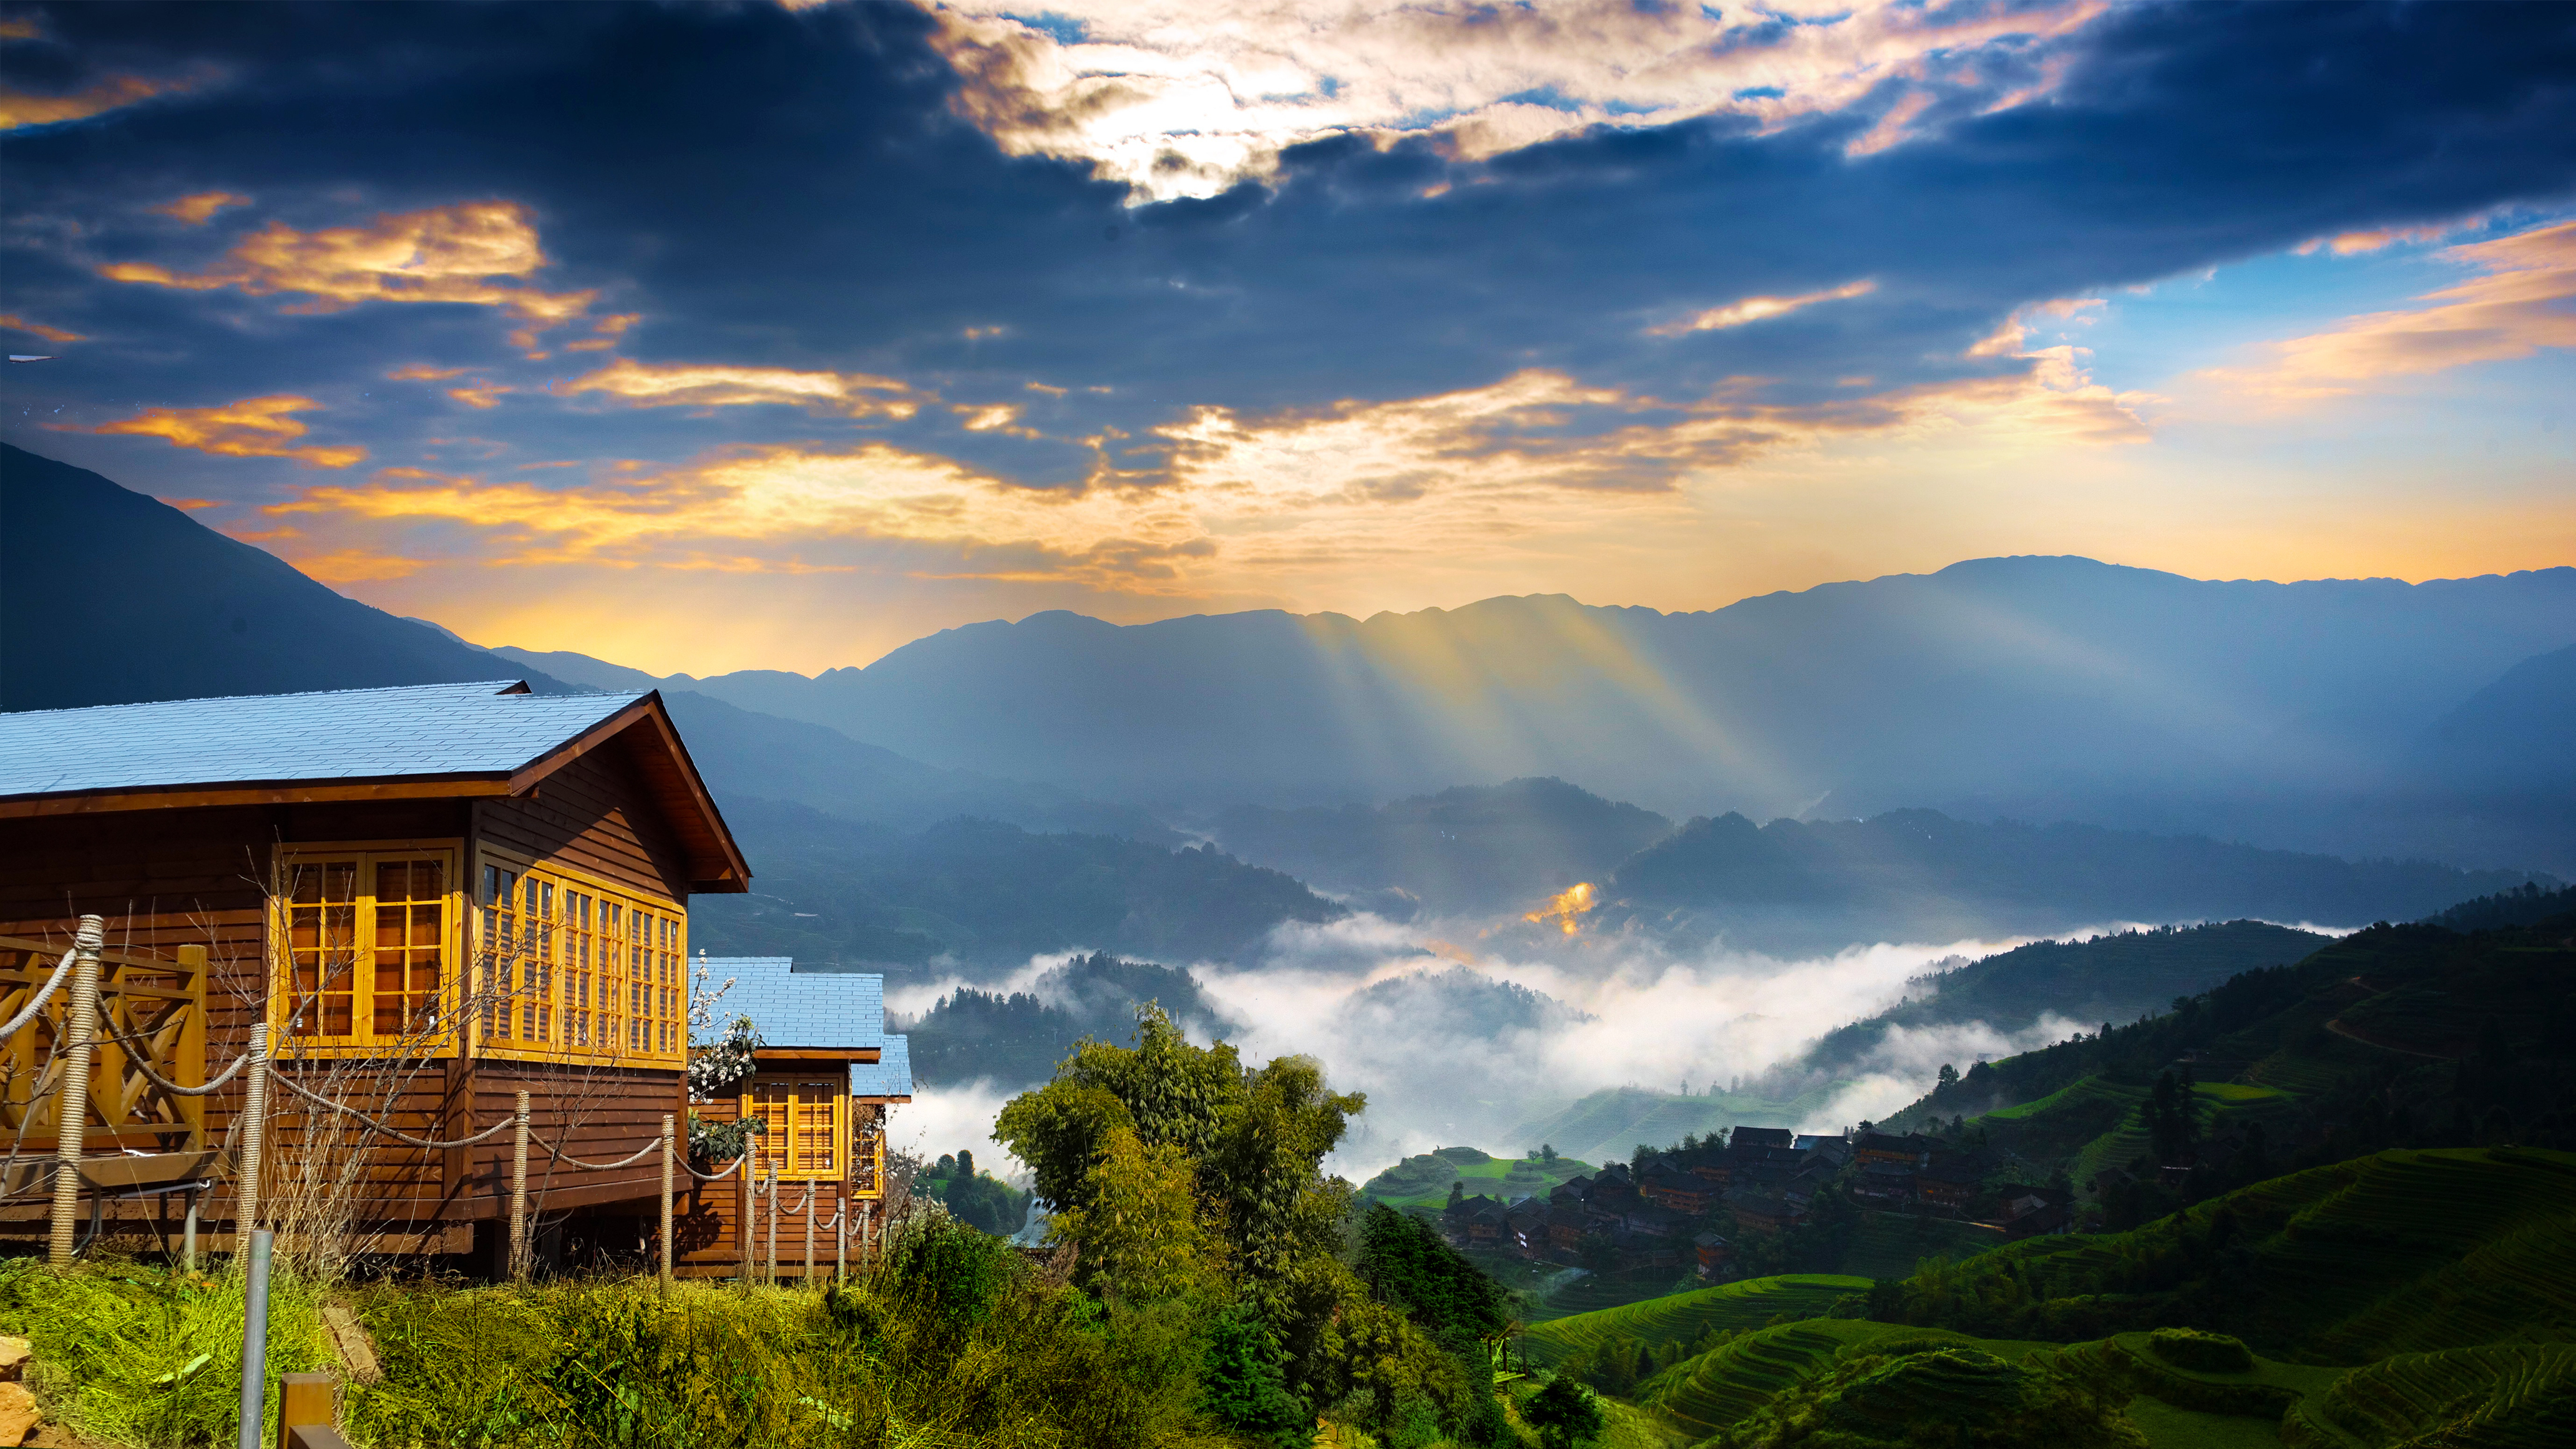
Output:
[{"xmin": 3, "ymin": 0, "xmax": 2572, "ymax": 676}]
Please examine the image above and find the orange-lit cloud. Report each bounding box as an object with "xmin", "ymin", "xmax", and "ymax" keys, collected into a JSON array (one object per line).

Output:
[
  {"xmin": 0, "ymin": 71, "xmax": 200, "ymax": 130},
  {"xmin": 99, "ymin": 202, "xmax": 595, "ymax": 334},
  {"xmin": 563, "ymin": 312, "xmax": 641, "ymax": 353},
  {"xmin": 0, "ymin": 314, "xmax": 84, "ymax": 344},
  {"xmin": 152, "ymin": 191, "xmax": 250, "ymax": 225},
  {"xmin": 388, "ymin": 363, "xmax": 470, "ymax": 382},
  {"xmin": 253, "ymin": 339, "xmax": 2147, "ymax": 610},
  {"xmin": 447, "ymin": 384, "xmax": 512, "ymax": 409},
  {"xmin": 2201, "ymin": 219, "xmax": 2576, "ymax": 402},
  {"xmin": 562, "ymin": 358, "xmax": 924, "ymax": 419},
  {"xmin": 1968, "ymin": 296, "xmax": 2105, "ymax": 358},
  {"xmin": 1649, "ymin": 280, "xmax": 1875, "ymax": 337},
  {"xmin": 87, "ymin": 395, "xmax": 367, "ymax": 469}
]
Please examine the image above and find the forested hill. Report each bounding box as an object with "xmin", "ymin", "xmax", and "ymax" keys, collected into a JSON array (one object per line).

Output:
[
  {"xmin": 690, "ymin": 798, "xmax": 1343, "ymax": 968},
  {"xmin": 894, "ymin": 951, "xmax": 1237, "ymax": 1089},
  {"xmin": 1209, "ymin": 777, "xmax": 1672, "ymax": 917},
  {"xmin": 1804, "ymin": 922, "xmax": 2332, "ymax": 1074},
  {"xmin": 1608, "ymin": 809, "xmax": 2539, "ymax": 947}
]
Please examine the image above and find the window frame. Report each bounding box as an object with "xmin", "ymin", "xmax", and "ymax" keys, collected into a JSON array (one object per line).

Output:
[
  {"xmin": 470, "ymin": 846, "xmax": 689, "ymax": 1068},
  {"xmin": 266, "ymin": 841, "xmax": 464, "ymax": 1056},
  {"xmin": 743, "ymin": 1073, "xmax": 849, "ymax": 1183}
]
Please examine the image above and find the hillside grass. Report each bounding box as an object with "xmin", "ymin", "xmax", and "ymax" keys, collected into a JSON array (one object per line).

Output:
[
  {"xmin": 1523, "ymin": 1274, "xmax": 1869, "ymax": 1365},
  {"xmin": 1838, "ymin": 1212, "xmax": 2010, "ymax": 1281},
  {"xmin": 2283, "ymin": 1343, "xmax": 2576, "ymax": 1449},
  {"xmin": 1356, "ymin": 1146, "xmax": 1596, "ymax": 1209}
]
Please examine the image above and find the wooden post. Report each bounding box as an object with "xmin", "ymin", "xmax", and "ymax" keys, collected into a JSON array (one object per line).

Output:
[
  {"xmin": 235, "ymin": 1024, "xmax": 270, "ymax": 1249},
  {"xmin": 765, "ymin": 1166, "xmax": 779, "ymax": 1285},
  {"xmin": 658, "ymin": 1113, "xmax": 675, "ymax": 1288},
  {"xmin": 803, "ymin": 1189, "xmax": 815, "ymax": 1284},
  {"xmin": 47, "ymin": 915, "xmax": 105, "ymax": 1264},
  {"xmin": 508, "ymin": 1090, "xmax": 530, "ymax": 1282},
  {"xmin": 276, "ymin": 1372, "xmax": 334, "ymax": 1448},
  {"xmin": 737, "ymin": 1158, "xmax": 753, "ymax": 1284},
  {"xmin": 835, "ymin": 1201, "xmax": 846, "ymax": 1281}
]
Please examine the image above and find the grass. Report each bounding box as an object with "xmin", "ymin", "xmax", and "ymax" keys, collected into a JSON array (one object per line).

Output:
[
  {"xmin": 0, "ymin": 1256, "xmax": 335, "ymax": 1449},
  {"xmin": 1523, "ymin": 1274, "xmax": 1870, "ymax": 1365},
  {"xmin": 2, "ymin": 1210, "xmax": 1224, "ymax": 1449},
  {"xmin": 1837, "ymin": 1213, "xmax": 2008, "ymax": 1281},
  {"xmin": 2121, "ymin": 1395, "xmax": 2283, "ymax": 1449},
  {"xmin": 1526, "ymin": 1268, "xmax": 1705, "ymax": 1325},
  {"xmin": 1355, "ymin": 1147, "xmax": 1597, "ymax": 1210},
  {"xmin": 2283, "ymin": 1344, "xmax": 2576, "ymax": 1449}
]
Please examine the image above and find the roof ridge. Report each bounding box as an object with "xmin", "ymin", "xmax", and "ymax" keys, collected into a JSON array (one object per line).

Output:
[{"xmin": 0, "ymin": 678, "xmax": 559, "ymax": 719}]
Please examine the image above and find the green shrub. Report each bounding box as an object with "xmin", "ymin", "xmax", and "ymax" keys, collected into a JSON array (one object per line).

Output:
[
  {"xmin": 2146, "ymin": 1327, "xmax": 2254, "ymax": 1373},
  {"xmin": 0, "ymin": 1256, "xmax": 331, "ymax": 1449}
]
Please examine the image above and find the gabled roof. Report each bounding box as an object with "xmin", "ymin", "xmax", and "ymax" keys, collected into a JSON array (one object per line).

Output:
[
  {"xmin": 0, "ymin": 679, "xmax": 749, "ymax": 890},
  {"xmin": 851, "ymin": 1037, "xmax": 912, "ymax": 1101},
  {"xmin": 704, "ymin": 957, "xmax": 885, "ymax": 1051}
]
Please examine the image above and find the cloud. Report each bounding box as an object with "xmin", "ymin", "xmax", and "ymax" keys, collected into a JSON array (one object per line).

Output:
[
  {"xmin": 84, "ymin": 394, "xmax": 366, "ymax": 468},
  {"xmin": 925, "ymin": 0, "xmax": 2112, "ymax": 197},
  {"xmin": 0, "ymin": 315, "xmax": 84, "ymax": 344},
  {"xmin": 1648, "ymin": 281, "xmax": 1877, "ymax": 337},
  {"xmin": 447, "ymin": 384, "xmax": 511, "ymax": 409},
  {"xmin": 0, "ymin": 69, "xmax": 201, "ymax": 130},
  {"xmin": 561, "ymin": 358, "xmax": 924, "ymax": 420},
  {"xmin": 387, "ymin": 363, "xmax": 469, "ymax": 382},
  {"xmin": 152, "ymin": 190, "xmax": 250, "ymax": 224},
  {"xmin": 98, "ymin": 200, "xmax": 596, "ymax": 337},
  {"xmin": 1192, "ymin": 913, "xmax": 2064, "ymax": 1178},
  {"xmin": 2200, "ymin": 219, "xmax": 2576, "ymax": 402}
]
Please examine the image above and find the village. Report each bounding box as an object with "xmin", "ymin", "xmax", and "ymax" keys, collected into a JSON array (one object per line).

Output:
[{"xmin": 1432, "ymin": 1126, "xmax": 2074, "ymax": 1282}]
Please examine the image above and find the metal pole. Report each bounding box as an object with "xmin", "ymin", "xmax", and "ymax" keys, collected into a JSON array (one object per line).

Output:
[
  {"xmin": 235, "ymin": 1227, "xmax": 273, "ymax": 1449},
  {"xmin": 235, "ymin": 1024, "xmax": 270, "ymax": 1251},
  {"xmin": 46, "ymin": 915, "xmax": 105, "ymax": 1264},
  {"xmin": 658, "ymin": 1113, "xmax": 675, "ymax": 1289},
  {"xmin": 509, "ymin": 1090, "xmax": 530, "ymax": 1282},
  {"xmin": 184, "ymin": 1188, "xmax": 200, "ymax": 1272},
  {"xmin": 765, "ymin": 1166, "xmax": 778, "ymax": 1285}
]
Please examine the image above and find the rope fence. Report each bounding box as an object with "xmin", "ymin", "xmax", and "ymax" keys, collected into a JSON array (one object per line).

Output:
[{"xmin": 21, "ymin": 915, "xmax": 879, "ymax": 1287}]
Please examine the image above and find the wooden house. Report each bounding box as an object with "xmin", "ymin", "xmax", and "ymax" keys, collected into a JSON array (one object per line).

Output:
[
  {"xmin": 0, "ymin": 680, "xmax": 747, "ymax": 1269},
  {"xmin": 673, "ymin": 956, "xmax": 910, "ymax": 1280}
]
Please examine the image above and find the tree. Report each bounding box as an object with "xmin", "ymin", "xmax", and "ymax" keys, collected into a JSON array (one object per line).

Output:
[
  {"xmin": 1202, "ymin": 1304, "xmax": 1311, "ymax": 1449},
  {"xmin": 1523, "ymin": 1375, "xmax": 1606, "ymax": 1449},
  {"xmin": 1938, "ymin": 1063, "xmax": 1960, "ymax": 1090}
]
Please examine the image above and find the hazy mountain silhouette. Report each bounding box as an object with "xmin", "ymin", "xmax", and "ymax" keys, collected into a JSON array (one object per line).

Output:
[
  {"xmin": 0, "ymin": 443, "xmax": 572, "ymax": 706},
  {"xmin": 507, "ymin": 558, "xmax": 2576, "ymax": 870},
  {"xmin": 1601, "ymin": 808, "xmax": 2536, "ymax": 950},
  {"xmin": 1208, "ymin": 777, "xmax": 1673, "ymax": 916}
]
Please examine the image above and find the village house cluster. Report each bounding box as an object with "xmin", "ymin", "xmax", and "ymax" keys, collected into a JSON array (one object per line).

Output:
[{"xmin": 1436, "ymin": 1125, "xmax": 2071, "ymax": 1280}]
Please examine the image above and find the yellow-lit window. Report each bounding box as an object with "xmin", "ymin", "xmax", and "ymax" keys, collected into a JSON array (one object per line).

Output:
[
  {"xmin": 474, "ymin": 854, "xmax": 683, "ymax": 1065},
  {"xmin": 744, "ymin": 1077, "xmax": 846, "ymax": 1181},
  {"xmin": 275, "ymin": 849, "xmax": 456, "ymax": 1050}
]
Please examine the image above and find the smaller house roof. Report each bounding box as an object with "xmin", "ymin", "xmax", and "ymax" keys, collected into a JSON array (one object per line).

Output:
[
  {"xmin": 701, "ymin": 956, "xmax": 885, "ymax": 1051},
  {"xmin": 851, "ymin": 1036, "xmax": 912, "ymax": 1101},
  {"xmin": 1731, "ymin": 1126, "xmax": 1795, "ymax": 1150}
]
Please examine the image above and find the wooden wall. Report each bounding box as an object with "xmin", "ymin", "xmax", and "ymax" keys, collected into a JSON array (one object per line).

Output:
[
  {"xmin": 671, "ymin": 1095, "xmax": 889, "ymax": 1280},
  {"xmin": 0, "ymin": 769, "xmax": 695, "ymax": 1258}
]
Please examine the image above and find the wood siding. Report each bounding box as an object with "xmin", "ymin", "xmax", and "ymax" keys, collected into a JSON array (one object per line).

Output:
[{"xmin": 0, "ymin": 784, "xmax": 691, "ymax": 1253}]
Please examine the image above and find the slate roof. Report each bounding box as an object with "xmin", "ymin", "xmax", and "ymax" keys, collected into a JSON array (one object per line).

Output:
[
  {"xmin": 0, "ymin": 680, "xmax": 645, "ymax": 798},
  {"xmin": 700, "ymin": 956, "xmax": 885, "ymax": 1051},
  {"xmin": 851, "ymin": 1037, "xmax": 912, "ymax": 1100}
]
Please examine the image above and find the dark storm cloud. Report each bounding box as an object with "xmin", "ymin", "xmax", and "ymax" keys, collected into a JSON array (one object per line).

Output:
[{"xmin": 4, "ymin": 0, "xmax": 2574, "ymax": 487}]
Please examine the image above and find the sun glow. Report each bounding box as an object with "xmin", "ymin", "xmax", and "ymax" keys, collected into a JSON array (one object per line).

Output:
[{"xmin": 1525, "ymin": 882, "xmax": 1599, "ymax": 937}]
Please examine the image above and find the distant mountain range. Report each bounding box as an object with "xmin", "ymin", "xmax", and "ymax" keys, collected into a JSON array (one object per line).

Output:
[
  {"xmin": 488, "ymin": 553, "xmax": 2576, "ymax": 873},
  {"xmin": 4, "ymin": 442, "xmax": 2564, "ymax": 968}
]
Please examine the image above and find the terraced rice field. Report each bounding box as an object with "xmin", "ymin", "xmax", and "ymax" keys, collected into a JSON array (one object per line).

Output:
[
  {"xmin": 1837, "ymin": 1212, "xmax": 2009, "ymax": 1280},
  {"xmin": 1522, "ymin": 1274, "xmax": 1870, "ymax": 1365},
  {"xmin": 2286, "ymin": 1344, "xmax": 2576, "ymax": 1449},
  {"xmin": 2243, "ymin": 1149, "xmax": 2576, "ymax": 1358}
]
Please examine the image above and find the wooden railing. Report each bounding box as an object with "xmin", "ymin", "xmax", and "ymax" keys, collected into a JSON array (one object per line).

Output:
[{"xmin": 0, "ymin": 935, "xmax": 209, "ymax": 1151}]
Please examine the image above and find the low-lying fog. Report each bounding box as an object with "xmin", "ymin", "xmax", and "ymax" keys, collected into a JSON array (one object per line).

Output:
[{"xmin": 885, "ymin": 909, "xmax": 2171, "ymax": 1186}]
